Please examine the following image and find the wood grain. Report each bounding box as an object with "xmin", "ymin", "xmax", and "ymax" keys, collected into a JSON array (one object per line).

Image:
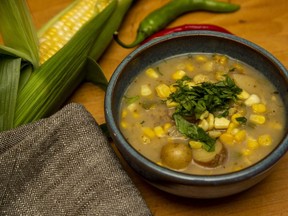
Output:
[{"xmin": 14, "ymin": 0, "xmax": 288, "ymax": 215}]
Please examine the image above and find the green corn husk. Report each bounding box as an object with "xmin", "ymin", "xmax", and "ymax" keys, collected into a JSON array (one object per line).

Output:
[
  {"xmin": 89, "ymin": 0, "xmax": 134, "ymax": 60},
  {"xmin": 0, "ymin": 0, "xmax": 39, "ymax": 68},
  {"xmin": 14, "ymin": 0, "xmax": 117, "ymax": 127},
  {"xmin": 0, "ymin": 57, "xmax": 21, "ymax": 131}
]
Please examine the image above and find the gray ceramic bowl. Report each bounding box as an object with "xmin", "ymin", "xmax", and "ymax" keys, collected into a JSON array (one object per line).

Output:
[{"xmin": 105, "ymin": 31, "xmax": 288, "ymax": 198}]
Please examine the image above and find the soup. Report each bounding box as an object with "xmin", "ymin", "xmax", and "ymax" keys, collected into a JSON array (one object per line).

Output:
[{"xmin": 119, "ymin": 53, "xmax": 286, "ymax": 175}]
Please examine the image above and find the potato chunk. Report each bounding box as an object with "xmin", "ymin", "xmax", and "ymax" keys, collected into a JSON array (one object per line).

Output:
[
  {"xmin": 192, "ymin": 141, "xmax": 227, "ymax": 168},
  {"xmin": 161, "ymin": 143, "xmax": 193, "ymax": 170}
]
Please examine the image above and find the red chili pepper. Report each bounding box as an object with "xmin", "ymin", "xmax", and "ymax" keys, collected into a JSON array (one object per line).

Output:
[{"xmin": 141, "ymin": 24, "xmax": 233, "ymax": 44}]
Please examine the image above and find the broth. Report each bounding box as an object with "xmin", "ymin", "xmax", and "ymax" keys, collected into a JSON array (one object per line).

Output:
[{"xmin": 119, "ymin": 53, "xmax": 286, "ymax": 175}]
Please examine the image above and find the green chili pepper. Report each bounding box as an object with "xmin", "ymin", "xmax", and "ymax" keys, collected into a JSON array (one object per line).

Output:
[{"xmin": 113, "ymin": 0, "xmax": 240, "ymax": 48}]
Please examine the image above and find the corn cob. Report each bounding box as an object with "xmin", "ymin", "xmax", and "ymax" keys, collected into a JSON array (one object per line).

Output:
[
  {"xmin": 14, "ymin": 0, "xmax": 117, "ymax": 127},
  {"xmin": 0, "ymin": 0, "xmax": 133, "ymax": 131},
  {"xmin": 38, "ymin": 0, "xmax": 112, "ymax": 64}
]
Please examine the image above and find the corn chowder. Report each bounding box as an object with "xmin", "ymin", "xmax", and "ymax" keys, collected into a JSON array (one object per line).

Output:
[{"xmin": 119, "ymin": 53, "xmax": 285, "ymax": 175}]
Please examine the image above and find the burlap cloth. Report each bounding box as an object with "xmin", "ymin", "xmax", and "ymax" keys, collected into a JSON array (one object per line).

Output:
[{"xmin": 0, "ymin": 103, "xmax": 152, "ymax": 216}]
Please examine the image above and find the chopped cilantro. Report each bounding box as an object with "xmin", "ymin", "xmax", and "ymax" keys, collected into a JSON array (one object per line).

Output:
[
  {"xmin": 168, "ymin": 75, "xmax": 242, "ymax": 119},
  {"xmin": 236, "ymin": 116, "xmax": 247, "ymax": 124},
  {"xmin": 124, "ymin": 95, "xmax": 139, "ymax": 105},
  {"xmin": 173, "ymin": 114, "xmax": 216, "ymax": 152}
]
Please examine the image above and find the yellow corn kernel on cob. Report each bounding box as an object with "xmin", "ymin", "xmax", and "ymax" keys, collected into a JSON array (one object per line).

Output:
[
  {"xmin": 38, "ymin": 0, "xmax": 112, "ymax": 64},
  {"xmin": 14, "ymin": 1, "xmax": 117, "ymax": 126}
]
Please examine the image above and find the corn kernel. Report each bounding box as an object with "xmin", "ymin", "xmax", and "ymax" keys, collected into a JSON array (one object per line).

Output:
[
  {"xmin": 215, "ymin": 71, "xmax": 226, "ymax": 81},
  {"xmin": 234, "ymin": 130, "xmax": 247, "ymax": 142},
  {"xmin": 189, "ymin": 140, "xmax": 203, "ymax": 149},
  {"xmin": 208, "ymin": 130, "xmax": 222, "ymax": 138},
  {"xmin": 120, "ymin": 121, "xmax": 128, "ymax": 128},
  {"xmin": 163, "ymin": 123, "xmax": 172, "ymax": 132},
  {"xmin": 155, "ymin": 84, "xmax": 171, "ymax": 98},
  {"xmin": 183, "ymin": 80, "xmax": 195, "ymax": 88},
  {"xmin": 154, "ymin": 126, "xmax": 165, "ymax": 137},
  {"xmin": 142, "ymin": 127, "xmax": 155, "ymax": 138},
  {"xmin": 231, "ymin": 113, "xmax": 244, "ymax": 125},
  {"xmin": 198, "ymin": 119, "xmax": 209, "ymax": 131},
  {"xmin": 226, "ymin": 122, "xmax": 238, "ymax": 134},
  {"xmin": 252, "ymin": 103, "xmax": 267, "ymax": 113},
  {"xmin": 219, "ymin": 133, "xmax": 235, "ymax": 145},
  {"xmin": 242, "ymin": 148, "xmax": 252, "ymax": 156},
  {"xmin": 145, "ymin": 68, "xmax": 159, "ymax": 79},
  {"xmin": 121, "ymin": 109, "xmax": 128, "ymax": 118},
  {"xmin": 141, "ymin": 84, "xmax": 152, "ymax": 96},
  {"xmin": 169, "ymin": 84, "xmax": 177, "ymax": 93},
  {"xmin": 207, "ymin": 113, "xmax": 214, "ymax": 130},
  {"xmin": 214, "ymin": 117, "xmax": 230, "ymax": 129},
  {"xmin": 230, "ymin": 128, "xmax": 240, "ymax": 135},
  {"xmin": 172, "ymin": 70, "xmax": 186, "ymax": 80},
  {"xmin": 193, "ymin": 74, "xmax": 209, "ymax": 84},
  {"xmin": 195, "ymin": 55, "xmax": 208, "ymax": 62},
  {"xmin": 199, "ymin": 110, "xmax": 209, "ymax": 120},
  {"xmin": 127, "ymin": 103, "xmax": 137, "ymax": 112},
  {"xmin": 166, "ymin": 99, "xmax": 178, "ymax": 108},
  {"xmin": 247, "ymin": 138, "xmax": 259, "ymax": 150},
  {"xmin": 258, "ymin": 134, "xmax": 272, "ymax": 146},
  {"xmin": 237, "ymin": 90, "xmax": 250, "ymax": 100},
  {"xmin": 249, "ymin": 114, "xmax": 266, "ymax": 125},
  {"xmin": 214, "ymin": 55, "xmax": 228, "ymax": 65},
  {"xmin": 245, "ymin": 94, "xmax": 261, "ymax": 106}
]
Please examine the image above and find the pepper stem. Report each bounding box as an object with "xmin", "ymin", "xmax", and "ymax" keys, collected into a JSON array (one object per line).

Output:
[{"xmin": 113, "ymin": 31, "xmax": 145, "ymax": 48}]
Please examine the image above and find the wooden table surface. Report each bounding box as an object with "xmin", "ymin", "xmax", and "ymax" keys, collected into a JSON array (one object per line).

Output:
[{"xmin": 26, "ymin": 0, "xmax": 288, "ymax": 215}]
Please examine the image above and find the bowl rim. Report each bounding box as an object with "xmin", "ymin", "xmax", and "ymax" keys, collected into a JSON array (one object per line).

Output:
[{"xmin": 105, "ymin": 30, "xmax": 288, "ymax": 185}]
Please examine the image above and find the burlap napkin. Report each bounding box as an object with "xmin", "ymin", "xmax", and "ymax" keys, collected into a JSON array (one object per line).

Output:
[{"xmin": 0, "ymin": 103, "xmax": 152, "ymax": 216}]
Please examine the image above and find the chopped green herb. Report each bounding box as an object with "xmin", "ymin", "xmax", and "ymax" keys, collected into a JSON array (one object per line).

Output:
[
  {"xmin": 173, "ymin": 114, "xmax": 216, "ymax": 152},
  {"xmin": 236, "ymin": 116, "xmax": 247, "ymax": 124},
  {"xmin": 168, "ymin": 75, "xmax": 242, "ymax": 119},
  {"xmin": 124, "ymin": 95, "xmax": 139, "ymax": 105}
]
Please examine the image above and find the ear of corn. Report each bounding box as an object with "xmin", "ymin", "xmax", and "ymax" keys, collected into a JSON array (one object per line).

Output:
[
  {"xmin": 0, "ymin": 0, "xmax": 132, "ymax": 131},
  {"xmin": 0, "ymin": 0, "xmax": 39, "ymax": 67},
  {"xmin": 14, "ymin": 0, "xmax": 117, "ymax": 127},
  {"xmin": 38, "ymin": 0, "xmax": 114, "ymax": 64}
]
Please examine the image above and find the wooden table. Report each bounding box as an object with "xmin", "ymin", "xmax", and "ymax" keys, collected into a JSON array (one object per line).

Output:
[{"xmin": 26, "ymin": 0, "xmax": 288, "ymax": 215}]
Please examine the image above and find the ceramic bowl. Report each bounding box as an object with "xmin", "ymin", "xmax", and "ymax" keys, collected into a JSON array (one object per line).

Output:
[{"xmin": 105, "ymin": 31, "xmax": 288, "ymax": 198}]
